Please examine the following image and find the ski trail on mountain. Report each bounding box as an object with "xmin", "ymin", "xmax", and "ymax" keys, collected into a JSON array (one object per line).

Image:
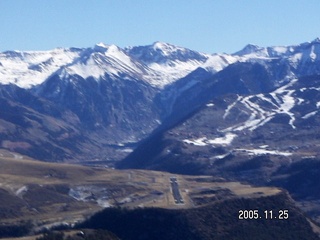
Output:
[{"xmin": 221, "ymin": 79, "xmax": 298, "ymax": 132}]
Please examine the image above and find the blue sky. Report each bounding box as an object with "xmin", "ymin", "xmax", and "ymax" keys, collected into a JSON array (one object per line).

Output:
[{"xmin": 1, "ymin": 0, "xmax": 320, "ymax": 54}]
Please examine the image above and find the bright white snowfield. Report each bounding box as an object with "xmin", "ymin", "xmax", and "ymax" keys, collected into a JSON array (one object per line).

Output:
[
  {"xmin": 0, "ymin": 42, "xmax": 234, "ymax": 89},
  {"xmin": 1, "ymin": 39, "xmax": 320, "ymax": 89},
  {"xmin": 0, "ymin": 48, "xmax": 81, "ymax": 88}
]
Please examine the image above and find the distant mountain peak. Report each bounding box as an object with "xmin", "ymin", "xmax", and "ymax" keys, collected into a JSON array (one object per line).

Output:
[
  {"xmin": 244, "ymin": 43, "xmax": 261, "ymax": 50},
  {"xmin": 234, "ymin": 43, "xmax": 262, "ymax": 56},
  {"xmin": 311, "ymin": 37, "xmax": 320, "ymax": 44},
  {"xmin": 3, "ymin": 38, "xmax": 320, "ymax": 90},
  {"xmin": 151, "ymin": 41, "xmax": 182, "ymax": 55},
  {"xmin": 95, "ymin": 42, "xmax": 109, "ymax": 48},
  {"xmin": 152, "ymin": 41, "xmax": 170, "ymax": 49},
  {"xmin": 93, "ymin": 42, "xmax": 108, "ymax": 52},
  {"xmin": 93, "ymin": 43, "xmax": 121, "ymax": 54},
  {"xmin": 126, "ymin": 41, "xmax": 208, "ymax": 65}
]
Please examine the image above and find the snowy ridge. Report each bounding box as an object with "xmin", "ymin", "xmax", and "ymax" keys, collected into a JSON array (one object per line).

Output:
[
  {"xmin": 63, "ymin": 44, "xmax": 152, "ymax": 81},
  {"xmin": 0, "ymin": 42, "xmax": 237, "ymax": 89},
  {"xmin": 0, "ymin": 48, "xmax": 82, "ymax": 88},
  {"xmin": 145, "ymin": 58, "xmax": 206, "ymax": 87},
  {"xmin": 1, "ymin": 38, "xmax": 320, "ymax": 89},
  {"xmin": 202, "ymin": 54, "xmax": 239, "ymax": 73},
  {"xmin": 234, "ymin": 38, "xmax": 320, "ymax": 74},
  {"xmin": 125, "ymin": 42, "xmax": 231, "ymax": 88}
]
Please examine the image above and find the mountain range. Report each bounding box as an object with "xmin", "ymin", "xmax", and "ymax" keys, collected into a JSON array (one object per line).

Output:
[
  {"xmin": 1, "ymin": 39, "xmax": 320, "ymax": 162},
  {"xmin": 1, "ymin": 38, "xmax": 320, "ymax": 225}
]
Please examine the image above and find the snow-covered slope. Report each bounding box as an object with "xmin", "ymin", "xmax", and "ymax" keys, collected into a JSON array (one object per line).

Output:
[
  {"xmin": 202, "ymin": 54, "xmax": 239, "ymax": 73},
  {"xmin": 0, "ymin": 48, "xmax": 82, "ymax": 88},
  {"xmin": 1, "ymin": 38, "xmax": 320, "ymax": 90},
  {"xmin": 0, "ymin": 42, "xmax": 237, "ymax": 89},
  {"xmin": 234, "ymin": 38, "xmax": 320, "ymax": 75},
  {"xmin": 59, "ymin": 43, "xmax": 155, "ymax": 82},
  {"xmin": 125, "ymin": 42, "xmax": 238, "ymax": 87}
]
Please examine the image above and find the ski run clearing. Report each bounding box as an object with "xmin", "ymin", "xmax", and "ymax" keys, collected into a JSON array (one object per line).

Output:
[{"xmin": 222, "ymin": 79, "xmax": 298, "ymax": 132}]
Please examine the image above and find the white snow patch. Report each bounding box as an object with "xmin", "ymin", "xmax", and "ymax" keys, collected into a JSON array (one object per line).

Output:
[
  {"xmin": 183, "ymin": 133, "xmax": 237, "ymax": 147},
  {"xmin": 97, "ymin": 199, "xmax": 112, "ymax": 208},
  {"xmin": 280, "ymin": 90, "xmax": 296, "ymax": 129},
  {"xmin": 206, "ymin": 103, "xmax": 214, "ymax": 107},
  {"xmin": 203, "ymin": 54, "xmax": 239, "ymax": 73},
  {"xmin": 13, "ymin": 154, "xmax": 23, "ymax": 159},
  {"xmin": 120, "ymin": 148, "xmax": 133, "ymax": 153},
  {"xmin": 302, "ymin": 111, "xmax": 318, "ymax": 119},
  {"xmin": 214, "ymin": 153, "xmax": 229, "ymax": 159},
  {"xmin": 259, "ymin": 145, "xmax": 269, "ymax": 149},
  {"xmin": 279, "ymin": 91, "xmax": 295, "ymax": 111},
  {"xmin": 69, "ymin": 187, "xmax": 93, "ymax": 201},
  {"xmin": 317, "ymin": 102, "xmax": 320, "ymax": 108},
  {"xmin": 119, "ymin": 197, "xmax": 132, "ymax": 204},
  {"xmin": 297, "ymin": 98, "xmax": 304, "ymax": 105},
  {"xmin": 235, "ymin": 148, "xmax": 292, "ymax": 156},
  {"xmin": 183, "ymin": 137, "xmax": 207, "ymax": 146},
  {"xmin": 15, "ymin": 186, "xmax": 28, "ymax": 197},
  {"xmin": 300, "ymin": 88, "xmax": 307, "ymax": 92},
  {"xmin": 67, "ymin": 57, "xmax": 109, "ymax": 79},
  {"xmin": 223, "ymin": 96, "xmax": 241, "ymax": 119},
  {"xmin": 207, "ymin": 133, "xmax": 237, "ymax": 146},
  {"xmin": 95, "ymin": 42, "xmax": 109, "ymax": 49},
  {"xmin": 272, "ymin": 46, "xmax": 289, "ymax": 54},
  {"xmin": 310, "ymin": 45, "xmax": 317, "ymax": 61},
  {"xmin": 289, "ymin": 53, "xmax": 302, "ymax": 67},
  {"xmin": 146, "ymin": 58, "xmax": 207, "ymax": 88}
]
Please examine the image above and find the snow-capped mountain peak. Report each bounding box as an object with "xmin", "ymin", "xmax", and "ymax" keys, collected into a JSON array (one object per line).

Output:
[
  {"xmin": 93, "ymin": 42, "xmax": 110, "ymax": 53},
  {"xmin": 125, "ymin": 41, "xmax": 208, "ymax": 64},
  {"xmin": 93, "ymin": 43, "xmax": 121, "ymax": 55},
  {"xmin": 151, "ymin": 41, "xmax": 191, "ymax": 57},
  {"xmin": 2, "ymin": 39, "xmax": 320, "ymax": 90},
  {"xmin": 62, "ymin": 44, "xmax": 150, "ymax": 82},
  {"xmin": 95, "ymin": 42, "xmax": 109, "ymax": 48},
  {"xmin": 235, "ymin": 44, "xmax": 261, "ymax": 56},
  {"xmin": 311, "ymin": 37, "xmax": 320, "ymax": 44},
  {"xmin": 152, "ymin": 41, "xmax": 172, "ymax": 53},
  {"xmin": 124, "ymin": 42, "xmax": 218, "ymax": 87},
  {"xmin": 0, "ymin": 48, "xmax": 82, "ymax": 88}
]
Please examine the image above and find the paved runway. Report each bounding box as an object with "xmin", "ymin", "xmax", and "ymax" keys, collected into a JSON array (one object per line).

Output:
[{"xmin": 170, "ymin": 177, "xmax": 184, "ymax": 204}]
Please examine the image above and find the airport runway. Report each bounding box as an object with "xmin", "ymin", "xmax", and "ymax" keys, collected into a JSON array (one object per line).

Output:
[{"xmin": 170, "ymin": 177, "xmax": 184, "ymax": 204}]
